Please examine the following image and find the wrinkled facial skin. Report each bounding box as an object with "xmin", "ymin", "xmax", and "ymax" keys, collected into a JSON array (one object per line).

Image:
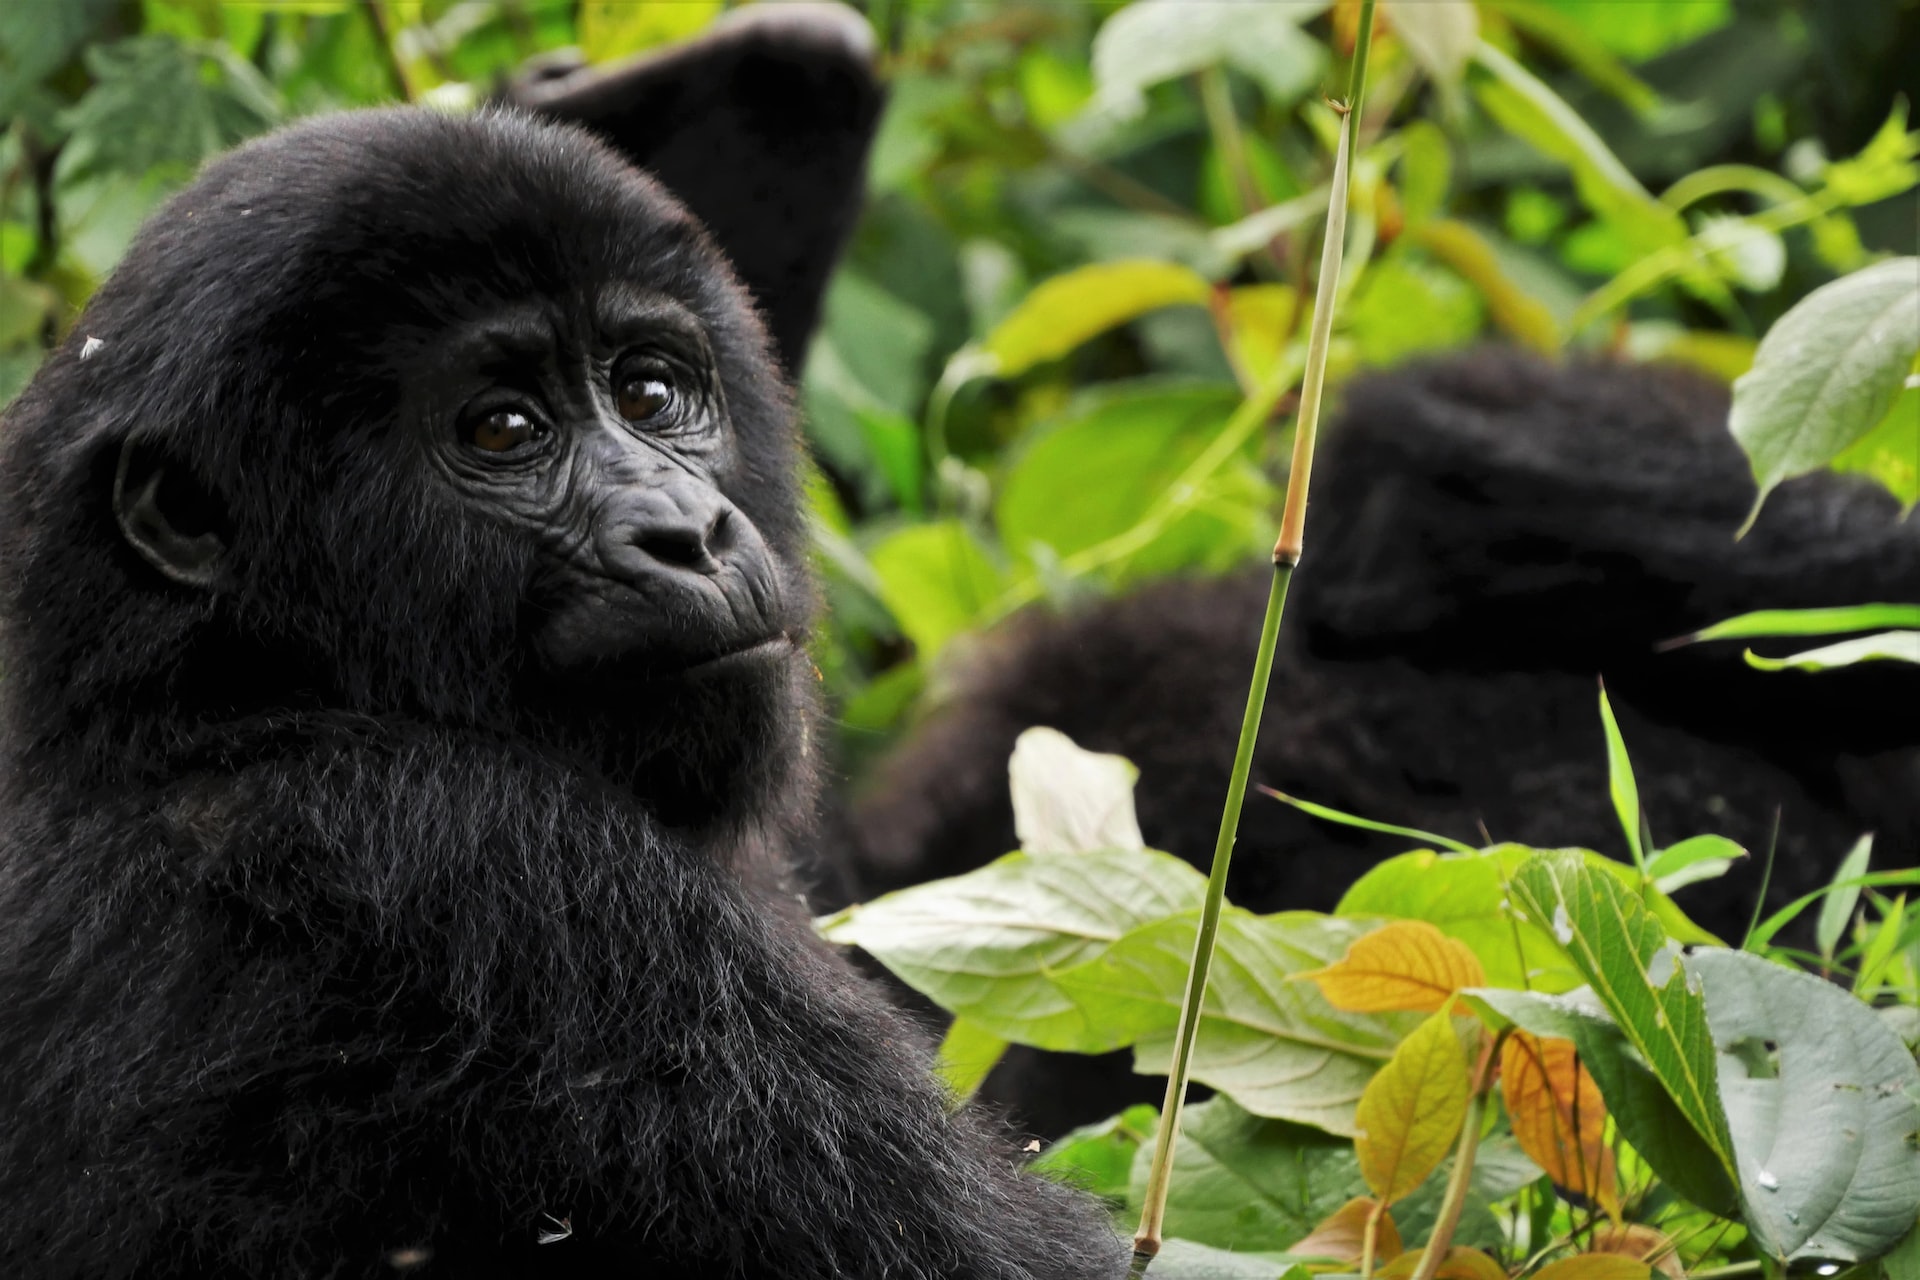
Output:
[{"xmin": 414, "ymin": 287, "xmax": 793, "ymax": 676}]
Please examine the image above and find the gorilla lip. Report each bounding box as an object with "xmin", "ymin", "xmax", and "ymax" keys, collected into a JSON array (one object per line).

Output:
[{"xmin": 683, "ymin": 631, "xmax": 794, "ymax": 674}]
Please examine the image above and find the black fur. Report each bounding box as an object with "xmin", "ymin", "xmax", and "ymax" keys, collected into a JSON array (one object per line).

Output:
[
  {"xmin": 844, "ymin": 353, "xmax": 1920, "ymax": 1136},
  {"xmin": 0, "ymin": 110, "xmax": 1124, "ymax": 1279}
]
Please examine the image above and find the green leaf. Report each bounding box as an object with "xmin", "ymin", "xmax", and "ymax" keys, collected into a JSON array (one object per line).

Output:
[
  {"xmin": 1818, "ymin": 836, "xmax": 1876, "ymax": 963},
  {"xmin": 1397, "ymin": 120, "xmax": 1453, "ymax": 229},
  {"xmin": 1151, "ymin": 1241, "xmax": 1304, "ymax": 1279},
  {"xmin": 996, "ymin": 383, "xmax": 1272, "ymax": 584},
  {"xmin": 1675, "ymin": 603, "xmax": 1920, "ymax": 645},
  {"xmin": 1055, "ymin": 911, "xmax": 1417, "ymax": 1134},
  {"xmin": 58, "ymin": 36, "xmax": 281, "ymax": 184},
  {"xmin": 1344, "ymin": 255, "xmax": 1484, "ymax": 367},
  {"xmin": 817, "ymin": 847, "xmax": 1206, "ymax": 1052},
  {"xmin": 866, "ymin": 521, "xmax": 1005, "ymax": 658},
  {"xmin": 1507, "ymin": 852, "xmax": 1739, "ymax": 1182},
  {"xmin": 934, "ymin": 1016, "xmax": 1008, "ymax": 1100},
  {"xmin": 1466, "ymin": 986, "xmax": 1740, "ymax": 1216},
  {"xmin": 1091, "ymin": 0, "xmax": 1328, "ymax": 117},
  {"xmin": 979, "ymin": 261, "xmax": 1211, "ymax": 377},
  {"xmin": 1831, "ymin": 382, "xmax": 1920, "ymax": 510},
  {"xmin": 1744, "ymin": 631, "xmax": 1920, "ymax": 672},
  {"xmin": 1646, "ymin": 835, "xmax": 1744, "ymax": 895},
  {"xmin": 1687, "ymin": 948, "xmax": 1920, "ymax": 1262},
  {"xmin": 1336, "ymin": 846, "xmax": 1580, "ymax": 991},
  {"xmin": 1598, "ymin": 685, "xmax": 1646, "ymax": 871},
  {"xmin": 1745, "ymin": 869, "xmax": 1920, "ymax": 952},
  {"xmin": 1533, "ymin": 0, "xmax": 1729, "ymax": 61},
  {"xmin": 1008, "ymin": 727, "xmax": 1145, "ymax": 855},
  {"xmin": 1126, "ymin": 1096, "xmax": 1364, "ymax": 1252},
  {"xmin": 1730, "ymin": 257, "xmax": 1920, "ymax": 524},
  {"xmin": 1034, "ymin": 1103, "xmax": 1158, "ymax": 1201},
  {"xmin": 577, "ymin": 0, "xmax": 720, "ymax": 61},
  {"xmin": 0, "ymin": 0, "xmax": 119, "ymax": 117}
]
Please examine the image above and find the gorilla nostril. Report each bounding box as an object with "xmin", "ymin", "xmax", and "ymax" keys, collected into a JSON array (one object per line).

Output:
[
  {"xmin": 706, "ymin": 509, "xmax": 735, "ymax": 556},
  {"xmin": 635, "ymin": 527, "xmax": 710, "ymax": 570}
]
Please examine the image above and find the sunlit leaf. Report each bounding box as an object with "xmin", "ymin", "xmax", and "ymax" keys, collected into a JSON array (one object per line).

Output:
[
  {"xmin": 1645, "ymin": 834, "xmax": 1743, "ymax": 895},
  {"xmin": 1730, "ymin": 257, "xmax": 1920, "ymax": 525},
  {"xmin": 816, "ymin": 847, "xmax": 1205, "ymax": 1052},
  {"xmin": 1832, "ymin": 382, "xmax": 1920, "ymax": 510},
  {"xmin": 1008, "ymin": 727, "xmax": 1145, "ymax": 855},
  {"xmin": 1598, "ymin": 685, "xmax": 1643, "ymax": 868},
  {"xmin": 1091, "ymin": 0, "xmax": 1328, "ymax": 116},
  {"xmin": 1744, "ymin": 631, "xmax": 1920, "ymax": 672},
  {"xmin": 578, "ymin": 0, "xmax": 721, "ymax": 61},
  {"xmin": 1816, "ymin": 835, "xmax": 1874, "ymax": 963},
  {"xmin": 1499, "ymin": 1032, "xmax": 1619, "ymax": 1219},
  {"xmin": 1355, "ymin": 1010, "xmax": 1472, "ymax": 1204},
  {"xmin": 1675, "ymin": 603, "xmax": 1920, "ymax": 645},
  {"xmin": 866, "ymin": 521, "xmax": 1005, "ymax": 658},
  {"xmin": 1412, "ymin": 220, "xmax": 1560, "ymax": 352},
  {"xmin": 1034, "ymin": 1103, "xmax": 1157, "ymax": 1201},
  {"xmin": 1302, "ymin": 920, "xmax": 1486, "ymax": 1014},
  {"xmin": 979, "ymin": 260, "xmax": 1211, "ymax": 377},
  {"xmin": 1290, "ymin": 1196, "xmax": 1400, "ymax": 1268},
  {"xmin": 1506, "ymin": 853, "xmax": 1738, "ymax": 1183},
  {"xmin": 1057, "ymin": 911, "xmax": 1417, "ymax": 1134}
]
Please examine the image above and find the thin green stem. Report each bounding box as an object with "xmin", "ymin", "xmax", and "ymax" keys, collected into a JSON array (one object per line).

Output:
[{"xmin": 1129, "ymin": 2, "xmax": 1376, "ymax": 1268}]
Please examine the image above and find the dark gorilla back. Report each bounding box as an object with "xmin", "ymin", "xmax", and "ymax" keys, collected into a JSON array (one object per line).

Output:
[{"xmin": 0, "ymin": 110, "xmax": 1125, "ymax": 1278}]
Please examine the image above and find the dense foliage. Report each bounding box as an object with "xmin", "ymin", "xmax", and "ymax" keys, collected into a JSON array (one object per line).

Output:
[{"xmin": 4, "ymin": 3, "xmax": 1918, "ymax": 1279}]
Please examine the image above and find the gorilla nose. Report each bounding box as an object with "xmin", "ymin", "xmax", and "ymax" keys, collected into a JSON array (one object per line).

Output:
[{"xmin": 628, "ymin": 496, "xmax": 735, "ymax": 575}]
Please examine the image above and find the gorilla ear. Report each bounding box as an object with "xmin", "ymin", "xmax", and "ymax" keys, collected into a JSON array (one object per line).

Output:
[
  {"xmin": 113, "ymin": 438, "xmax": 228, "ymax": 589},
  {"xmin": 509, "ymin": 3, "xmax": 883, "ymax": 376}
]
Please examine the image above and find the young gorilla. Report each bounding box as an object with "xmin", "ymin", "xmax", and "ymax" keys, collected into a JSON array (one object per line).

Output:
[{"xmin": 0, "ymin": 107, "xmax": 1124, "ymax": 1280}]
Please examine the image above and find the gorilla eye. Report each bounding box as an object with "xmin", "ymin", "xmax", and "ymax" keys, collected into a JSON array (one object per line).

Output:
[
  {"xmin": 616, "ymin": 374, "xmax": 674, "ymax": 424},
  {"xmin": 467, "ymin": 408, "xmax": 545, "ymax": 454}
]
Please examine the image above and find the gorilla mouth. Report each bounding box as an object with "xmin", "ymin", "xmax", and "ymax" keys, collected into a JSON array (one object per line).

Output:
[{"xmin": 682, "ymin": 631, "xmax": 795, "ymax": 675}]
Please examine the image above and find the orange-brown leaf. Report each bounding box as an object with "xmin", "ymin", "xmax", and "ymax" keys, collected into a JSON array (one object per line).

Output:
[
  {"xmin": 1378, "ymin": 1246, "xmax": 1509, "ymax": 1280},
  {"xmin": 1590, "ymin": 1225, "xmax": 1684, "ymax": 1279},
  {"xmin": 1291, "ymin": 1196, "xmax": 1402, "ymax": 1269},
  {"xmin": 1301, "ymin": 919, "xmax": 1487, "ymax": 1014},
  {"xmin": 1500, "ymin": 1032, "xmax": 1620, "ymax": 1220},
  {"xmin": 1357, "ymin": 1009, "xmax": 1472, "ymax": 1203},
  {"xmin": 1532, "ymin": 1256, "xmax": 1650, "ymax": 1280}
]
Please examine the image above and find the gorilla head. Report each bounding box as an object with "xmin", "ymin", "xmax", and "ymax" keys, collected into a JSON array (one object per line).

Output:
[
  {"xmin": 0, "ymin": 106, "xmax": 1125, "ymax": 1279},
  {"xmin": 5, "ymin": 109, "xmax": 812, "ymax": 830}
]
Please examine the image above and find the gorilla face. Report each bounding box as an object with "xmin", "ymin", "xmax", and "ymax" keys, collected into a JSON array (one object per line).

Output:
[
  {"xmin": 409, "ymin": 287, "xmax": 798, "ymax": 676},
  {"xmin": 12, "ymin": 108, "xmax": 816, "ymax": 821}
]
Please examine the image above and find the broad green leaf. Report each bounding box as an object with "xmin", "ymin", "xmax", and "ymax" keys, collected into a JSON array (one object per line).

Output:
[
  {"xmin": 1832, "ymin": 383, "xmax": 1920, "ymax": 509},
  {"xmin": 1506, "ymin": 854, "xmax": 1738, "ymax": 1183},
  {"xmin": 1034, "ymin": 1103, "xmax": 1157, "ymax": 1201},
  {"xmin": 0, "ymin": 0, "xmax": 119, "ymax": 117},
  {"xmin": 1466, "ymin": 986, "xmax": 1740, "ymax": 1216},
  {"xmin": 1008, "ymin": 727, "xmax": 1145, "ymax": 855},
  {"xmin": 1646, "ymin": 834, "xmax": 1743, "ymax": 895},
  {"xmin": 1151, "ymin": 1241, "xmax": 1303, "ymax": 1280},
  {"xmin": 1397, "ymin": 120, "xmax": 1453, "ymax": 229},
  {"xmin": 1676, "ymin": 603, "xmax": 1920, "ymax": 644},
  {"xmin": 1091, "ymin": 0, "xmax": 1328, "ymax": 117},
  {"xmin": 1687, "ymin": 948, "xmax": 1920, "ymax": 1262},
  {"xmin": 1533, "ymin": 0, "xmax": 1728, "ymax": 60},
  {"xmin": 1301, "ymin": 920, "xmax": 1485, "ymax": 1014},
  {"xmin": 1817, "ymin": 836, "xmax": 1874, "ymax": 963},
  {"xmin": 1730, "ymin": 257, "xmax": 1920, "ymax": 522},
  {"xmin": 866, "ymin": 521, "xmax": 1005, "ymax": 658},
  {"xmin": 1412, "ymin": 220, "xmax": 1561, "ymax": 353},
  {"xmin": 58, "ymin": 36, "xmax": 281, "ymax": 184},
  {"xmin": 578, "ymin": 0, "xmax": 720, "ymax": 61},
  {"xmin": 1056, "ymin": 911, "xmax": 1417, "ymax": 1134},
  {"xmin": 1480, "ymin": 1, "xmax": 1657, "ymax": 113},
  {"xmin": 1383, "ymin": 0, "xmax": 1477, "ymax": 89},
  {"xmin": 1744, "ymin": 630, "xmax": 1920, "ymax": 672},
  {"xmin": 817, "ymin": 847, "xmax": 1205, "ymax": 1052},
  {"xmin": 1392, "ymin": 1136, "xmax": 1542, "ymax": 1252},
  {"xmin": 1345, "ymin": 255, "xmax": 1484, "ymax": 367},
  {"xmin": 978, "ymin": 261, "xmax": 1210, "ymax": 377},
  {"xmin": 934, "ymin": 1017, "xmax": 1007, "ymax": 1100},
  {"xmin": 1126, "ymin": 1096, "xmax": 1364, "ymax": 1253},
  {"xmin": 996, "ymin": 383, "xmax": 1273, "ymax": 584},
  {"xmin": 1598, "ymin": 686, "xmax": 1645, "ymax": 870},
  {"xmin": 1354, "ymin": 1010, "xmax": 1471, "ymax": 1204}
]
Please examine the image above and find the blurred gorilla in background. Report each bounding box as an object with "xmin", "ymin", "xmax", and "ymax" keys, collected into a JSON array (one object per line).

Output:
[
  {"xmin": 840, "ymin": 353, "xmax": 1920, "ymax": 1134},
  {"xmin": 0, "ymin": 8, "xmax": 1129, "ymax": 1277}
]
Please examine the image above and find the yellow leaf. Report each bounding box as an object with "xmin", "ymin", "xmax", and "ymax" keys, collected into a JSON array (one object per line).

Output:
[
  {"xmin": 1356, "ymin": 1010, "xmax": 1472, "ymax": 1204},
  {"xmin": 1413, "ymin": 220, "xmax": 1562, "ymax": 353},
  {"xmin": 1302, "ymin": 919, "xmax": 1487, "ymax": 1014},
  {"xmin": 1590, "ymin": 1225, "xmax": 1684, "ymax": 1279},
  {"xmin": 981, "ymin": 261, "xmax": 1210, "ymax": 377},
  {"xmin": 1532, "ymin": 1255, "xmax": 1651, "ymax": 1280},
  {"xmin": 1222, "ymin": 284, "xmax": 1303, "ymax": 387},
  {"xmin": 1291, "ymin": 1197, "xmax": 1401, "ymax": 1270},
  {"xmin": 1500, "ymin": 1032, "xmax": 1621, "ymax": 1221},
  {"xmin": 578, "ymin": 0, "xmax": 722, "ymax": 62},
  {"xmin": 1378, "ymin": 1247, "xmax": 1509, "ymax": 1280}
]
